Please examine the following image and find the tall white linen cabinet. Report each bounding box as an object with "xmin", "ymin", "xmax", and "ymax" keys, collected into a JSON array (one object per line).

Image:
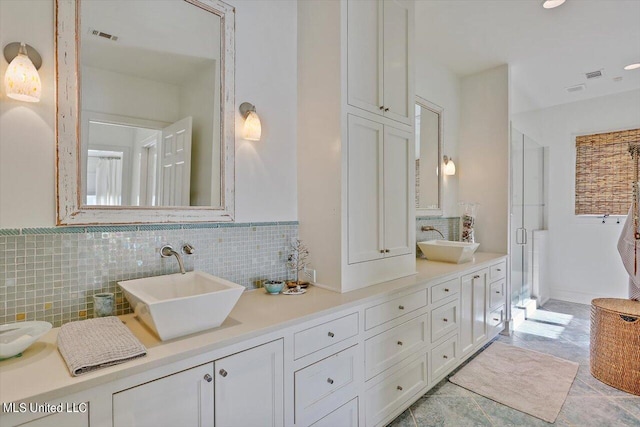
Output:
[{"xmin": 298, "ymin": 0, "xmax": 416, "ymax": 292}]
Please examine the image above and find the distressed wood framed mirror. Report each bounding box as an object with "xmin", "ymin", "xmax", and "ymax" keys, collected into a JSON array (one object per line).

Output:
[{"xmin": 55, "ymin": 0, "xmax": 235, "ymax": 225}]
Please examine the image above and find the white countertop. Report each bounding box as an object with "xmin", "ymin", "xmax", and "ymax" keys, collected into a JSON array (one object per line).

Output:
[{"xmin": 0, "ymin": 253, "xmax": 505, "ymax": 404}]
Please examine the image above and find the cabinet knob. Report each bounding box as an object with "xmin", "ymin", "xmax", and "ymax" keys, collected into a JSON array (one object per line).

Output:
[
  {"xmin": 397, "ymin": 341, "xmax": 403, "ymax": 346},
  {"xmin": 328, "ymin": 331, "xmax": 335, "ymax": 338},
  {"xmin": 398, "ymin": 305, "xmax": 405, "ymax": 310},
  {"xmin": 473, "ymin": 275, "xmax": 480, "ymax": 279},
  {"xmin": 384, "ymin": 249, "xmax": 390, "ymax": 253},
  {"xmin": 204, "ymin": 373, "xmax": 213, "ymax": 383},
  {"xmin": 384, "ymin": 108, "xmax": 390, "ymax": 112},
  {"xmin": 493, "ymin": 318, "xmax": 500, "ymax": 321},
  {"xmin": 497, "ymin": 268, "xmax": 502, "ymax": 272},
  {"xmin": 380, "ymin": 249, "xmax": 385, "ymax": 253},
  {"xmin": 219, "ymin": 369, "xmax": 228, "ymax": 377},
  {"xmin": 327, "ymin": 378, "xmax": 334, "ymax": 385},
  {"xmin": 397, "ymin": 385, "xmax": 403, "ymax": 391},
  {"xmin": 496, "ymin": 290, "xmax": 501, "ymax": 294},
  {"xmin": 379, "ymin": 105, "xmax": 385, "ymax": 110},
  {"xmin": 443, "ymin": 355, "xmax": 448, "ymax": 359},
  {"xmin": 442, "ymin": 318, "xmax": 448, "ymax": 322},
  {"xmin": 444, "ymin": 288, "xmax": 449, "ymax": 292}
]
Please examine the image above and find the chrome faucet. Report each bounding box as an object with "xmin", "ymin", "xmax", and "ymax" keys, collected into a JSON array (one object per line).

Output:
[
  {"xmin": 161, "ymin": 245, "xmax": 186, "ymax": 274},
  {"xmin": 421, "ymin": 226, "xmax": 445, "ymax": 239}
]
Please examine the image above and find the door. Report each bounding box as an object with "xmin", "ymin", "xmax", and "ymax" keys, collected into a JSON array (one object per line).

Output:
[
  {"xmin": 158, "ymin": 117, "xmax": 192, "ymax": 206},
  {"xmin": 472, "ymin": 271, "xmax": 488, "ymax": 346},
  {"xmin": 347, "ymin": 0, "xmax": 383, "ymax": 116},
  {"xmin": 113, "ymin": 363, "xmax": 214, "ymax": 427},
  {"xmin": 348, "ymin": 115, "xmax": 385, "ymax": 264},
  {"xmin": 215, "ymin": 340, "xmax": 284, "ymax": 427},
  {"xmin": 383, "ymin": 125, "xmax": 412, "ymax": 257},
  {"xmin": 382, "ymin": 0, "xmax": 412, "ymax": 125},
  {"xmin": 460, "ymin": 274, "xmax": 474, "ymax": 356}
]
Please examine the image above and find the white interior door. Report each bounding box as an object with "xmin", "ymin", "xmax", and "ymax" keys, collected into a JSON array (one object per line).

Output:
[
  {"xmin": 348, "ymin": 115, "xmax": 385, "ymax": 264},
  {"xmin": 382, "ymin": 0, "xmax": 412, "ymax": 125},
  {"xmin": 159, "ymin": 117, "xmax": 192, "ymax": 206}
]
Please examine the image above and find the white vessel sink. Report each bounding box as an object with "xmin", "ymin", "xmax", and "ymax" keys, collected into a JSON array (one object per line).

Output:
[
  {"xmin": 118, "ymin": 271, "xmax": 244, "ymax": 341},
  {"xmin": 418, "ymin": 240, "xmax": 480, "ymax": 264}
]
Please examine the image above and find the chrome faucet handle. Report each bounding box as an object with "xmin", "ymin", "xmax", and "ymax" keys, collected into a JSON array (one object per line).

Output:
[
  {"xmin": 182, "ymin": 244, "xmax": 195, "ymax": 255},
  {"xmin": 160, "ymin": 245, "xmax": 176, "ymax": 257}
]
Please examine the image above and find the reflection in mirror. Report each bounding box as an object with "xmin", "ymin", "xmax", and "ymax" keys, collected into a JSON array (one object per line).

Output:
[
  {"xmin": 415, "ymin": 97, "xmax": 443, "ymax": 214},
  {"xmin": 80, "ymin": 0, "xmax": 221, "ymax": 207}
]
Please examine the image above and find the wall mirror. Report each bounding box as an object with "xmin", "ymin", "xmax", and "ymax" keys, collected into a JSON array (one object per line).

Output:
[
  {"xmin": 415, "ymin": 96, "xmax": 443, "ymax": 216},
  {"xmin": 56, "ymin": 0, "xmax": 235, "ymax": 224}
]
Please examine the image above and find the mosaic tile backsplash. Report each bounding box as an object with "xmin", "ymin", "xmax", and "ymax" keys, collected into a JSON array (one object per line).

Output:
[
  {"xmin": 416, "ymin": 216, "xmax": 460, "ymax": 257},
  {"xmin": 0, "ymin": 222, "xmax": 297, "ymax": 327}
]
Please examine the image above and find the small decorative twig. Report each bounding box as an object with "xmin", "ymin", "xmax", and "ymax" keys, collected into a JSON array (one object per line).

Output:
[{"xmin": 287, "ymin": 239, "xmax": 310, "ymax": 285}]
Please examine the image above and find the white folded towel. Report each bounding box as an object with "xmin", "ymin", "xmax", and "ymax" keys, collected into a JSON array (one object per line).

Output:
[{"xmin": 57, "ymin": 317, "xmax": 147, "ymax": 376}]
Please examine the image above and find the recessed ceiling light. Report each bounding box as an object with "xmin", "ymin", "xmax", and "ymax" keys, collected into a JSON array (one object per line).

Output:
[
  {"xmin": 542, "ymin": 0, "xmax": 566, "ymax": 9},
  {"xmin": 624, "ymin": 63, "xmax": 640, "ymax": 71}
]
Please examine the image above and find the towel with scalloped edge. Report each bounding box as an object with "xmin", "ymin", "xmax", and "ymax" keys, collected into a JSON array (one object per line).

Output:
[{"xmin": 57, "ymin": 316, "xmax": 147, "ymax": 376}]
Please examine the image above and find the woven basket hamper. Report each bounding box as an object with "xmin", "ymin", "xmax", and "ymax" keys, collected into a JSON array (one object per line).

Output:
[{"xmin": 590, "ymin": 298, "xmax": 640, "ymax": 396}]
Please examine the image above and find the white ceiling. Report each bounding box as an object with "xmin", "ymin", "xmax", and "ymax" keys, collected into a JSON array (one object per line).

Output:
[{"xmin": 415, "ymin": 0, "xmax": 640, "ymax": 114}]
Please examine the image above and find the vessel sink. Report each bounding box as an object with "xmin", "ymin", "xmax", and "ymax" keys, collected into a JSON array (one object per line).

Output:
[
  {"xmin": 417, "ymin": 240, "xmax": 480, "ymax": 264},
  {"xmin": 118, "ymin": 271, "xmax": 244, "ymax": 341}
]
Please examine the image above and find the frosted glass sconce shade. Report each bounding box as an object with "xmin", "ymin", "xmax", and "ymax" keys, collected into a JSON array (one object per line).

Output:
[
  {"xmin": 239, "ymin": 102, "xmax": 262, "ymax": 141},
  {"xmin": 443, "ymin": 155, "xmax": 456, "ymax": 176},
  {"xmin": 4, "ymin": 42, "xmax": 42, "ymax": 103}
]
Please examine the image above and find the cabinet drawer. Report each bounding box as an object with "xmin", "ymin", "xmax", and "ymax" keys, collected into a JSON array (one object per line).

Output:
[
  {"xmin": 431, "ymin": 300, "xmax": 459, "ymax": 343},
  {"xmin": 365, "ymin": 314, "xmax": 429, "ymax": 379},
  {"xmin": 490, "ymin": 279, "xmax": 506, "ymax": 309},
  {"xmin": 295, "ymin": 313, "xmax": 359, "ymax": 359},
  {"xmin": 295, "ymin": 345, "xmax": 359, "ymax": 425},
  {"xmin": 365, "ymin": 353, "xmax": 428, "ymax": 426},
  {"xmin": 311, "ymin": 398, "xmax": 358, "ymax": 427},
  {"xmin": 490, "ymin": 261, "xmax": 506, "ymax": 281},
  {"xmin": 431, "ymin": 278, "xmax": 459, "ymax": 305},
  {"xmin": 365, "ymin": 289, "xmax": 428, "ymax": 330},
  {"xmin": 489, "ymin": 305, "xmax": 505, "ymax": 331},
  {"xmin": 431, "ymin": 334, "xmax": 458, "ymax": 380}
]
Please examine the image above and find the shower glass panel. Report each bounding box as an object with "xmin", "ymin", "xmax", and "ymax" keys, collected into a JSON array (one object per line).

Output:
[{"xmin": 511, "ymin": 128, "xmax": 545, "ymax": 308}]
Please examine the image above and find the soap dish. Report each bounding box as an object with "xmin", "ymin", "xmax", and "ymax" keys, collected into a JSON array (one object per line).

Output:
[
  {"xmin": 0, "ymin": 321, "xmax": 52, "ymax": 360},
  {"xmin": 282, "ymin": 288, "xmax": 306, "ymax": 296}
]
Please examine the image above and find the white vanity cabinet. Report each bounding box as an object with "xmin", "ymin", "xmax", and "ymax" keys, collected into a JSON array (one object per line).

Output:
[
  {"xmin": 460, "ymin": 268, "xmax": 488, "ymax": 357},
  {"xmin": 347, "ymin": 0, "xmax": 413, "ymax": 125},
  {"xmin": 113, "ymin": 363, "xmax": 214, "ymax": 427},
  {"xmin": 347, "ymin": 115, "xmax": 413, "ymax": 264}
]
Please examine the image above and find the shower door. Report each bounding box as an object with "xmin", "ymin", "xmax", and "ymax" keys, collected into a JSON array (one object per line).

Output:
[{"xmin": 511, "ymin": 128, "xmax": 545, "ymax": 307}]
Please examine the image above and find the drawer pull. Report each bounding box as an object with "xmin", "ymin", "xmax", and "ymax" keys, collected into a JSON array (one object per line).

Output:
[
  {"xmin": 219, "ymin": 369, "xmax": 228, "ymax": 377},
  {"xmin": 204, "ymin": 374, "xmax": 212, "ymax": 383},
  {"xmin": 497, "ymin": 268, "xmax": 502, "ymax": 272},
  {"xmin": 444, "ymin": 288, "xmax": 450, "ymax": 292},
  {"xmin": 397, "ymin": 341, "xmax": 403, "ymax": 346},
  {"xmin": 496, "ymin": 290, "xmax": 501, "ymax": 294},
  {"xmin": 443, "ymin": 355, "xmax": 448, "ymax": 359},
  {"xmin": 328, "ymin": 332, "xmax": 335, "ymax": 338},
  {"xmin": 397, "ymin": 385, "xmax": 403, "ymax": 391},
  {"xmin": 473, "ymin": 275, "xmax": 480, "ymax": 279},
  {"xmin": 327, "ymin": 378, "xmax": 334, "ymax": 385},
  {"xmin": 398, "ymin": 305, "xmax": 405, "ymax": 310},
  {"xmin": 493, "ymin": 318, "xmax": 500, "ymax": 321},
  {"xmin": 442, "ymin": 318, "xmax": 448, "ymax": 322}
]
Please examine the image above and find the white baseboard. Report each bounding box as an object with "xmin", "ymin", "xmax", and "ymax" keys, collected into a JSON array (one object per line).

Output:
[{"xmin": 549, "ymin": 289, "xmax": 613, "ymax": 305}]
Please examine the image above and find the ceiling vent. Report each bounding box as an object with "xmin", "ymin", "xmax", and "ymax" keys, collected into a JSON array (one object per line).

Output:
[
  {"xmin": 566, "ymin": 84, "xmax": 586, "ymax": 93},
  {"xmin": 585, "ymin": 70, "xmax": 604, "ymax": 80},
  {"xmin": 89, "ymin": 29, "xmax": 118, "ymax": 42}
]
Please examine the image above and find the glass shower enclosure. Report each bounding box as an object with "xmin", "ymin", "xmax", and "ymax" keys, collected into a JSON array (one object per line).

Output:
[{"xmin": 511, "ymin": 128, "xmax": 546, "ymax": 308}]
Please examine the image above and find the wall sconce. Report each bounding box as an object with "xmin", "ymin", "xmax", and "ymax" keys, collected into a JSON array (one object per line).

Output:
[
  {"xmin": 239, "ymin": 102, "xmax": 261, "ymax": 141},
  {"xmin": 443, "ymin": 155, "xmax": 456, "ymax": 176},
  {"xmin": 3, "ymin": 42, "xmax": 42, "ymax": 103}
]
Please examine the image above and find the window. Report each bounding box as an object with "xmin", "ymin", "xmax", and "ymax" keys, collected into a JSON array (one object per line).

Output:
[{"xmin": 575, "ymin": 129, "xmax": 640, "ymax": 215}]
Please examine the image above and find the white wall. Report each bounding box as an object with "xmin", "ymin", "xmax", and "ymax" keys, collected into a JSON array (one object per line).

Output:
[
  {"xmin": 414, "ymin": 58, "xmax": 460, "ymax": 217},
  {"xmin": 0, "ymin": 0, "xmax": 298, "ymax": 227},
  {"xmin": 513, "ymin": 89, "xmax": 640, "ymax": 304},
  {"xmin": 458, "ymin": 65, "xmax": 510, "ymax": 254}
]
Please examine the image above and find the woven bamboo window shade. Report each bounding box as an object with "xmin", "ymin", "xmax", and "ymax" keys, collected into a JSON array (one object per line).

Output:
[{"xmin": 575, "ymin": 129, "xmax": 640, "ymax": 215}]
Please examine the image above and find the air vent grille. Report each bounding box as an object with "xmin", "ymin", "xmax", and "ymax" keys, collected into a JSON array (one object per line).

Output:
[
  {"xmin": 585, "ymin": 70, "xmax": 603, "ymax": 79},
  {"xmin": 90, "ymin": 29, "xmax": 118, "ymax": 41},
  {"xmin": 566, "ymin": 84, "xmax": 586, "ymax": 93}
]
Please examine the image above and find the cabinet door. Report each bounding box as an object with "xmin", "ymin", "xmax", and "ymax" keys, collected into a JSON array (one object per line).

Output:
[
  {"xmin": 113, "ymin": 363, "xmax": 214, "ymax": 427},
  {"xmin": 459, "ymin": 275, "xmax": 474, "ymax": 357},
  {"xmin": 348, "ymin": 115, "xmax": 385, "ymax": 264},
  {"xmin": 383, "ymin": 126, "xmax": 412, "ymax": 257},
  {"xmin": 382, "ymin": 0, "xmax": 413, "ymax": 125},
  {"xmin": 472, "ymin": 271, "xmax": 488, "ymax": 346},
  {"xmin": 347, "ymin": 0, "xmax": 384, "ymax": 116},
  {"xmin": 215, "ymin": 340, "xmax": 284, "ymax": 427}
]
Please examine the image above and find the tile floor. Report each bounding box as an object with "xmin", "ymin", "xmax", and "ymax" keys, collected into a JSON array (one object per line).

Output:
[{"xmin": 388, "ymin": 299, "xmax": 640, "ymax": 426}]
